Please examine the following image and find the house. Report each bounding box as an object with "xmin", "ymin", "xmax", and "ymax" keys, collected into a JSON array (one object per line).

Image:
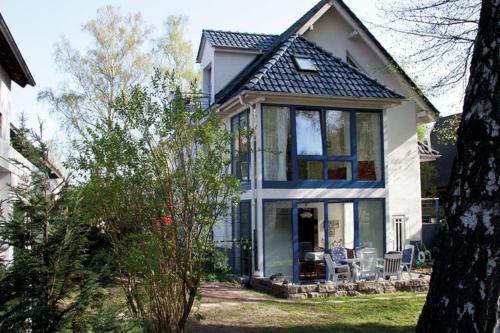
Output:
[
  {"xmin": 0, "ymin": 12, "xmax": 37, "ymax": 262},
  {"xmin": 430, "ymin": 113, "xmax": 460, "ymax": 196},
  {"xmin": 196, "ymin": 0, "xmax": 439, "ymax": 282}
]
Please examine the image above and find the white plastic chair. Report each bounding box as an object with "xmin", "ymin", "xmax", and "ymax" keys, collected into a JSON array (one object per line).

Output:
[
  {"xmin": 353, "ymin": 248, "xmax": 378, "ymax": 281},
  {"xmin": 379, "ymin": 252, "xmax": 403, "ymax": 280},
  {"xmin": 401, "ymin": 245, "xmax": 415, "ymax": 279},
  {"xmin": 325, "ymin": 251, "xmax": 351, "ymax": 282}
]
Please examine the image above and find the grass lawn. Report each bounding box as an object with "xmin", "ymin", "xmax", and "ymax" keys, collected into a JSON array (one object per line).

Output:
[{"xmin": 189, "ymin": 284, "xmax": 426, "ymax": 333}]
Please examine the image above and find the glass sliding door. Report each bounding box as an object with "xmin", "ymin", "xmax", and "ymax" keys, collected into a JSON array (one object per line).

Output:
[
  {"xmin": 297, "ymin": 202, "xmax": 325, "ymax": 281},
  {"xmin": 327, "ymin": 202, "xmax": 355, "ymax": 250},
  {"xmin": 263, "ymin": 201, "xmax": 293, "ymax": 279},
  {"xmin": 358, "ymin": 200, "xmax": 385, "ymax": 257}
]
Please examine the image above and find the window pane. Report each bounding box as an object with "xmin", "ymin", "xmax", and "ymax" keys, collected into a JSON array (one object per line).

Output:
[
  {"xmin": 326, "ymin": 110, "xmax": 350, "ymax": 155},
  {"xmin": 231, "ymin": 116, "xmax": 239, "ymax": 178},
  {"xmin": 264, "ymin": 201, "xmax": 293, "ymax": 279},
  {"xmin": 298, "ymin": 160, "xmax": 323, "ymax": 180},
  {"xmin": 328, "ymin": 202, "xmax": 354, "ymax": 249},
  {"xmin": 327, "ymin": 161, "xmax": 352, "ymax": 180},
  {"xmin": 358, "ymin": 200, "xmax": 384, "ymax": 258},
  {"xmin": 231, "ymin": 202, "xmax": 252, "ymax": 276},
  {"xmin": 294, "ymin": 56, "xmax": 317, "ymax": 71},
  {"xmin": 298, "ymin": 202, "xmax": 325, "ymax": 281},
  {"xmin": 263, "ymin": 106, "xmax": 291, "ymax": 181},
  {"xmin": 356, "ymin": 113, "xmax": 382, "ymax": 181},
  {"xmin": 296, "ymin": 110, "xmax": 323, "ymax": 155},
  {"xmin": 239, "ymin": 113, "xmax": 249, "ymax": 181}
]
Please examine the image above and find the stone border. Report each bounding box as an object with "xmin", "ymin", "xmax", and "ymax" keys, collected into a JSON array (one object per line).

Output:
[{"xmin": 250, "ymin": 277, "xmax": 429, "ymax": 299}]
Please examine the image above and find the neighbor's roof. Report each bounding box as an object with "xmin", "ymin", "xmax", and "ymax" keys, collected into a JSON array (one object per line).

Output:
[
  {"xmin": 418, "ymin": 140, "xmax": 440, "ymax": 157},
  {"xmin": 0, "ymin": 13, "xmax": 35, "ymax": 87},
  {"xmin": 202, "ymin": 30, "xmax": 278, "ymax": 51},
  {"xmin": 231, "ymin": 34, "xmax": 403, "ymax": 99}
]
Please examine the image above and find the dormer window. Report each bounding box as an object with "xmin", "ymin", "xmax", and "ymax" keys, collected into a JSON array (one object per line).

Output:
[{"xmin": 293, "ymin": 56, "xmax": 317, "ymax": 72}]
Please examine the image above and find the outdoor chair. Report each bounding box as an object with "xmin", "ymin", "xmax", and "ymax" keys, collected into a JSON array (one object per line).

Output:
[
  {"xmin": 353, "ymin": 248, "xmax": 378, "ymax": 281},
  {"xmin": 326, "ymin": 247, "xmax": 351, "ymax": 282},
  {"xmin": 401, "ymin": 244, "xmax": 415, "ymax": 278},
  {"xmin": 379, "ymin": 252, "xmax": 403, "ymax": 280},
  {"xmin": 354, "ymin": 247, "xmax": 365, "ymax": 258}
]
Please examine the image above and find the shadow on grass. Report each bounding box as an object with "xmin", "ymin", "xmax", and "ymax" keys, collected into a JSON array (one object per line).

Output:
[{"xmin": 187, "ymin": 321, "xmax": 416, "ymax": 333}]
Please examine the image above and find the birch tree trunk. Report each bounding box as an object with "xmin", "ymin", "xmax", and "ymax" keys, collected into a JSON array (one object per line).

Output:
[{"xmin": 417, "ymin": 0, "xmax": 499, "ymax": 332}]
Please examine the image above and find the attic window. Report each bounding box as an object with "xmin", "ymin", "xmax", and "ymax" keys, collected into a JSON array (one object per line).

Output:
[{"xmin": 293, "ymin": 56, "xmax": 317, "ymax": 72}]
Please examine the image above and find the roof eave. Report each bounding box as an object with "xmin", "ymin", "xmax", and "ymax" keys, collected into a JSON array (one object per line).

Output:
[
  {"xmin": 219, "ymin": 89, "xmax": 405, "ymax": 112},
  {"xmin": 0, "ymin": 13, "xmax": 35, "ymax": 87}
]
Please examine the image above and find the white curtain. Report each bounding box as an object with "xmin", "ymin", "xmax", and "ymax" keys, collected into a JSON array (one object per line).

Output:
[
  {"xmin": 357, "ymin": 113, "xmax": 382, "ymax": 181},
  {"xmin": 264, "ymin": 202, "xmax": 293, "ymax": 278},
  {"xmin": 263, "ymin": 106, "xmax": 290, "ymax": 181},
  {"xmin": 358, "ymin": 200, "xmax": 384, "ymax": 257}
]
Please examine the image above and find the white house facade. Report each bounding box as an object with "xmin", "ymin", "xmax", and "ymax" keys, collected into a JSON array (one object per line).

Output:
[
  {"xmin": 0, "ymin": 12, "xmax": 36, "ymax": 263},
  {"xmin": 196, "ymin": 0, "xmax": 439, "ymax": 283}
]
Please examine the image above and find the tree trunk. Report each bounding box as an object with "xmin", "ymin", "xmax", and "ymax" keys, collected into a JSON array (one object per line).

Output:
[{"xmin": 416, "ymin": 0, "xmax": 500, "ymax": 332}]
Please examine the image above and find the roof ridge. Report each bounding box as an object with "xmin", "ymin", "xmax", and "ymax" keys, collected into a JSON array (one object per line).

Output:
[
  {"xmin": 246, "ymin": 35, "xmax": 299, "ymax": 89},
  {"xmin": 297, "ymin": 36, "xmax": 404, "ymax": 98},
  {"xmin": 203, "ymin": 29, "xmax": 278, "ymax": 37}
]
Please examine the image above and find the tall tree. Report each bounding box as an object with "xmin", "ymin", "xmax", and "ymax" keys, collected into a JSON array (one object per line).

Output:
[
  {"xmin": 75, "ymin": 71, "xmax": 240, "ymax": 332},
  {"xmin": 379, "ymin": 0, "xmax": 480, "ymax": 101},
  {"xmin": 416, "ymin": 0, "xmax": 499, "ymax": 331},
  {"xmin": 39, "ymin": 5, "xmax": 153, "ymax": 140},
  {"xmin": 156, "ymin": 15, "xmax": 200, "ymax": 87},
  {"xmin": 0, "ymin": 129, "xmax": 99, "ymax": 332}
]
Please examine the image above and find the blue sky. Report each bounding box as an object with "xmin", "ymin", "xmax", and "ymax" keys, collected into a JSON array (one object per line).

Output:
[{"xmin": 1, "ymin": 0, "xmax": 460, "ymax": 143}]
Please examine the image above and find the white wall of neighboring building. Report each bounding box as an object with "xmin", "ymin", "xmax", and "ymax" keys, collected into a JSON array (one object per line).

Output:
[
  {"xmin": 0, "ymin": 64, "xmax": 37, "ymax": 264},
  {"xmin": 0, "ymin": 65, "xmax": 11, "ymax": 144}
]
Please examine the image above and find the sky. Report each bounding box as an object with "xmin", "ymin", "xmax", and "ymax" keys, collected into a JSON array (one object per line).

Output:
[{"xmin": 1, "ymin": 0, "xmax": 462, "ymax": 145}]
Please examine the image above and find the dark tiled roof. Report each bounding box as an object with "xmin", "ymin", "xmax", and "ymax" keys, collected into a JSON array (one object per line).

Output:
[
  {"xmin": 214, "ymin": 0, "xmax": 331, "ymax": 105},
  {"xmin": 418, "ymin": 140, "xmax": 440, "ymax": 156},
  {"xmin": 221, "ymin": 35, "xmax": 403, "ymax": 100},
  {"xmin": 203, "ymin": 30, "xmax": 277, "ymax": 50}
]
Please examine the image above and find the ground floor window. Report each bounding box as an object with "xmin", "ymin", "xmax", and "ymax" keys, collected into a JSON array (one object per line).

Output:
[
  {"xmin": 263, "ymin": 201, "xmax": 293, "ymax": 279},
  {"xmin": 231, "ymin": 201, "xmax": 252, "ymax": 276},
  {"xmin": 358, "ymin": 200, "xmax": 385, "ymax": 257},
  {"xmin": 262, "ymin": 198, "xmax": 385, "ymax": 283}
]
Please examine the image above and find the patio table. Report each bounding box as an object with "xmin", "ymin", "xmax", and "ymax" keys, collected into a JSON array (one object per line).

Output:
[{"xmin": 305, "ymin": 252, "xmax": 324, "ymax": 261}]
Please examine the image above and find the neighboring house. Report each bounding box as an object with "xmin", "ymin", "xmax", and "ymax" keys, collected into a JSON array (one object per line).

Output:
[
  {"xmin": 418, "ymin": 140, "xmax": 440, "ymax": 163},
  {"xmin": 430, "ymin": 113, "xmax": 460, "ymax": 196},
  {"xmin": 0, "ymin": 12, "xmax": 42, "ymax": 263},
  {"xmin": 197, "ymin": 0, "xmax": 439, "ymax": 282}
]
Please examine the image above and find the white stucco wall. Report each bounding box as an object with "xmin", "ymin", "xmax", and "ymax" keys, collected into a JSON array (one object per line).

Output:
[
  {"xmin": 0, "ymin": 64, "xmax": 37, "ymax": 264},
  {"xmin": 213, "ymin": 51, "xmax": 256, "ymax": 95}
]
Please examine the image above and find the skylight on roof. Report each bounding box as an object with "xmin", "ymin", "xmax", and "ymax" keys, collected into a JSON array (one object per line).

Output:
[{"xmin": 293, "ymin": 56, "xmax": 317, "ymax": 72}]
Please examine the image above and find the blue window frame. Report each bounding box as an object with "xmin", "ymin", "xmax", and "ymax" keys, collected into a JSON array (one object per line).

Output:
[
  {"xmin": 231, "ymin": 110, "xmax": 250, "ymax": 184},
  {"xmin": 262, "ymin": 198, "xmax": 386, "ymax": 283},
  {"xmin": 261, "ymin": 104, "xmax": 384, "ymax": 188}
]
